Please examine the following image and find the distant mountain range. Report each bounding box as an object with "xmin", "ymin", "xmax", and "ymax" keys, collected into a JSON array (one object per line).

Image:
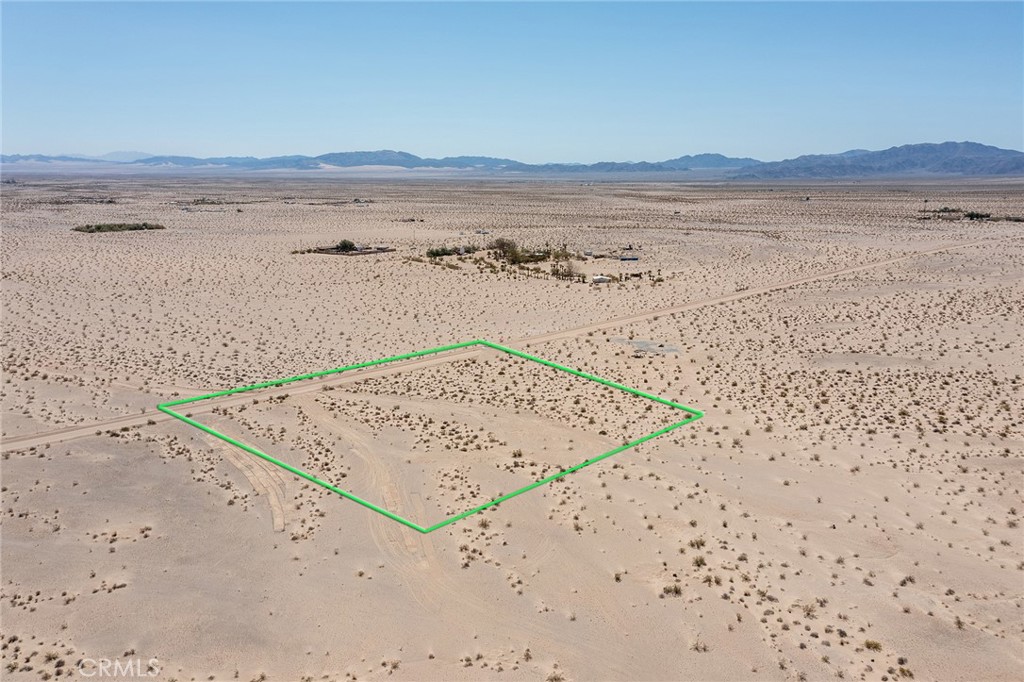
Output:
[
  {"xmin": 734, "ymin": 142, "xmax": 1024, "ymax": 179},
  {"xmin": 2, "ymin": 142, "xmax": 1021, "ymax": 178}
]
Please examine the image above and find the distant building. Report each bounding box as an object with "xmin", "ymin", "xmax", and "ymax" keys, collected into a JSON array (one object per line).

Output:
[{"xmin": 592, "ymin": 275, "xmax": 612, "ymax": 284}]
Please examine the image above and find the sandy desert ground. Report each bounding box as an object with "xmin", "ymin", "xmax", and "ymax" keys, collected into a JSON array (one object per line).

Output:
[{"xmin": 1, "ymin": 176, "xmax": 1022, "ymax": 681}]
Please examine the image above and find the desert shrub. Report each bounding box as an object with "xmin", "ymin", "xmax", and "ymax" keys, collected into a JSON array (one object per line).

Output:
[
  {"xmin": 73, "ymin": 222, "xmax": 165, "ymax": 233},
  {"xmin": 336, "ymin": 239, "xmax": 356, "ymax": 252}
]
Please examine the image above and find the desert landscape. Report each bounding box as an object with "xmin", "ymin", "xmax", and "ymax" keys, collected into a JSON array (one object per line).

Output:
[{"xmin": 1, "ymin": 176, "xmax": 1022, "ymax": 681}]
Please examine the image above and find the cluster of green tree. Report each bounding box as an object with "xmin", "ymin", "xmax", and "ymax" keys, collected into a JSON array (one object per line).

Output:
[
  {"xmin": 73, "ymin": 222, "xmax": 165, "ymax": 233},
  {"xmin": 550, "ymin": 261, "xmax": 586, "ymax": 282},
  {"xmin": 487, "ymin": 238, "xmax": 576, "ymax": 265},
  {"xmin": 426, "ymin": 245, "xmax": 479, "ymax": 258}
]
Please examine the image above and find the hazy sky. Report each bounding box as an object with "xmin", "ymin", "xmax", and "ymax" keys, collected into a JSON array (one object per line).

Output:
[{"xmin": 3, "ymin": 1, "xmax": 1022, "ymax": 162}]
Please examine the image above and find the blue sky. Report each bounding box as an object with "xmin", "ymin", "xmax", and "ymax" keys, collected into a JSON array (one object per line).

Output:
[{"xmin": 2, "ymin": 1, "xmax": 1021, "ymax": 162}]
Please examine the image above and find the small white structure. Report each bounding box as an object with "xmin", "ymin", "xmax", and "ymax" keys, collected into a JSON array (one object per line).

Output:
[{"xmin": 592, "ymin": 275, "xmax": 612, "ymax": 284}]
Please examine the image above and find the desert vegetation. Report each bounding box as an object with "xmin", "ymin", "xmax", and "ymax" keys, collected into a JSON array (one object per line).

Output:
[
  {"xmin": 72, "ymin": 222, "xmax": 165, "ymax": 233},
  {"xmin": 2, "ymin": 177, "xmax": 1021, "ymax": 681},
  {"xmin": 426, "ymin": 244, "xmax": 478, "ymax": 258}
]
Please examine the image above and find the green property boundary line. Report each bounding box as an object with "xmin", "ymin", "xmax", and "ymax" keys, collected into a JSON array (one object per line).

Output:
[{"xmin": 156, "ymin": 339, "xmax": 704, "ymax": 534}]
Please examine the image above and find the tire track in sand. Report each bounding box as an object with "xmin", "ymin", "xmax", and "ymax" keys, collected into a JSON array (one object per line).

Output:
[{"xmin": 204, "ymin": 434, "xmax": 287, "ymax": 532}]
